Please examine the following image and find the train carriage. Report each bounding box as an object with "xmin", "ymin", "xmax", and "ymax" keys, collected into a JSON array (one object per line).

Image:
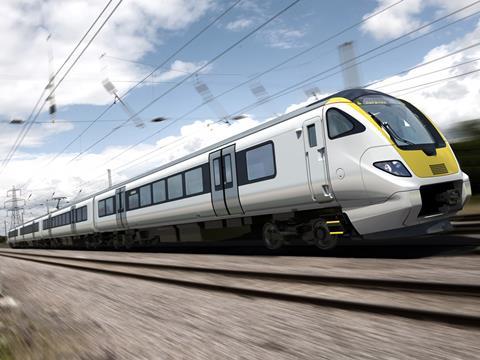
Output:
[{"xmin": 8, "ymin": 89, "xmax": 471, "ymax": 250}]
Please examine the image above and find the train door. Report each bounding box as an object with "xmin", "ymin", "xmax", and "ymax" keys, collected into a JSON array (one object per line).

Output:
[
  {"xmin": 70, "ymin": 205, "xmax": 76, "ymax": 234},
  {"xmin": 303, "ymin": 117, "xmax": 333, "ymax": 203},
  {"xmin": 115, "ymin": 186, "xmax": 128, "ymax": 228},
  {"xmin": 209, "ymin": 144, "xmax": 244, "ymax": 216}
]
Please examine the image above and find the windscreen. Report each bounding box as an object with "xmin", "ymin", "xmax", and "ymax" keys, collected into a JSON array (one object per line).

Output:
[{"xmin": 355, "ymin": 95, "xmax": 437, "ymax": 146}]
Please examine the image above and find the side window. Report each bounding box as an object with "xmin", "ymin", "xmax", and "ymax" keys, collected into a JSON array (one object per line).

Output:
[
  {"xmin": 140, "ymin": 185, "xmax": 152, "ymax": 207},
  {"xmin": 307, "ymin": 124, "xmax": 317, "ymax": 147},
  {"xmin": 326, "ymin": 108, "xmax": 365, "ymax": 139},
  {"xmin": 128, "ymin": 190, "xmax": 140, "ymax": 210},
  {"xmin": 185, "ymin": 167, "xmax": 203, "ymax": 196},
  {"xmin": 213, "ymin": 158, "xmax": 221, "ymax": 188},
  {"xmin": 82, "ymin": 206, "xmax": 87, "ymax": 221},
  {"xmin": 105, "ymin": 197, "xmax": 115, "ymax": 215},
  {"xmin": 76, "ymin": 208, "xmax": 82, "ymax": 222},
  {"xmin": 98, "ymin": 200, "xmax": 106, "ymax": 217},
  {"xmin": 66, "ymin": 212, "xmax": 71, "ymax": 224},
  {"xmin": 223, "ymin": 155, "xmax": 233, "ymax": 188},
  {"xmin": 245, "ymin": 143, "xmax": 275, "ymax": 182},
  {"xmin": 152, "ymin": 180, "xmax": 166, "ymax": 204},
  {"xmin": 167, "ymin": 174, "xmax": 183, "ymax": 200}
]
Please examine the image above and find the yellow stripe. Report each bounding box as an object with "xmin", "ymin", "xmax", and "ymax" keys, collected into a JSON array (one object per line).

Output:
[
  {"xmin": 329, "ymin": 231, "xmax": 344, "ymax": 235},
  {"xmin": 326, "ymin": 220, "xmax": 340, "ymax": 224}
]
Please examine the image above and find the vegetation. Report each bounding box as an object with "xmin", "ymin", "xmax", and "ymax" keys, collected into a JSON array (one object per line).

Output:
[{"xmin": 449, "ymin": 120, "xmax": 480, "ymax": 195}]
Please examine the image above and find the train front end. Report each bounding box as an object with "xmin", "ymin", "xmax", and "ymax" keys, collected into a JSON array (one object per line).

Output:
[{"xmin": 337, "ymin": 91, "xmax": 471, "ymax": 239}]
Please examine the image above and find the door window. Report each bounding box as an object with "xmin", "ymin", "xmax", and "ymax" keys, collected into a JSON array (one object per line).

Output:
[
  {"xmin": 223, "ymin": 154, "xmax": 233, "ymax": 188},
  {"xmin": 307, "ymin": 124, "xmax": 317, "ymax": 147}
]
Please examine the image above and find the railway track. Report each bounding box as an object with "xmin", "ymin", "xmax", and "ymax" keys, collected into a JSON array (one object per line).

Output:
[
  {"xmin": 0, "ymin": 249, "xmax": 479, "ymax": 328},
  {"xmin": 451, "ymin": 213, "xmax": 480, "ymax": 233}
]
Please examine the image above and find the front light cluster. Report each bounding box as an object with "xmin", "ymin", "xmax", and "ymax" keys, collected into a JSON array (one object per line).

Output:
[{"xmin": 373, "ymin": 160, "xmax": 411, "ymax": 177}]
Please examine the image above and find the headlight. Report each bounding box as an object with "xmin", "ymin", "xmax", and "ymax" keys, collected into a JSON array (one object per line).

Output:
[{"xmin": 373, "ymin": 160, "xmax": 411, "ymax": 177}]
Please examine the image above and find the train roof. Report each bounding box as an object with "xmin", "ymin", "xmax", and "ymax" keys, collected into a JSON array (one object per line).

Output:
[{"xmin": 20, "ymin": 88, "xmax": 389, "ymax": 226}]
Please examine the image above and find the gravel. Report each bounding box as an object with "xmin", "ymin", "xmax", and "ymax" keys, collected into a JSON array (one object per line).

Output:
[{"xmin": 0, "ymin": 254, "xmax": 479, "ymax": 359}]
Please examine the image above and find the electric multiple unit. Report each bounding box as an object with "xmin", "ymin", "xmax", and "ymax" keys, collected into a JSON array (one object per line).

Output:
[{"xmin": 8, "ymin": 89, "xmax": 471, "ymax": 250}]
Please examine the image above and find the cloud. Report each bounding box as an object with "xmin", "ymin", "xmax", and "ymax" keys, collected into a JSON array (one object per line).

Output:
[
  {"xmin": 0, "ymin": 0, "xmax": 213, "ymax": 118},
  {"xmin": 367, "ymin": 19, "xmax": 480, "ymax": 127},
  {"xmin": 0, "ymin": 116, "xmax": 260, "ymax": 223},
  {"xmin": 361, "ymin": 0, "xmax": 479, "ymax": 41},
  {"xmin": 155, "ymin": 60, "xmax": 210, "ymax": 82},
  {"xmin": 263, "ymin": 28, "xmax": 306, "ymax": 49},
  {"xmin": 226, "ymin": 18, "xmax": 253, "ymax": 31},
  {"xmin": 0, "ymin": 120, "xmax": 74, "ymax": 154}
]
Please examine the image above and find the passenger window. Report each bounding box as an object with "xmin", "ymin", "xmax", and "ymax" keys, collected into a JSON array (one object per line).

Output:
[
  {"xmin": 82, "ymin": 206, "xmax": 87, "ymax": 221},
  {"xmin": 307, "ymin": 124, "xmax": 317, "ymax": 147},
  {"xmin": 140, "ymin": 185, "xmax": 152, "ymax": 207},
  {"xmin": 246, "ymin": 143, "xmax": 275, "ymax": 181},
  {"xmin": 213, "ymin": 158, "xmax": 221, "ymax": 187},
  {"xmin": 105, "ymin": 197, "xmax": 115, "ymax": 214},
  {"xmin": 75, "ymin": 208, "xmax": 81, "ymax": 222},
  {"xmin": 326, "ymin": 109, "xmax": 357, "ymax": 139},
  {"xmin": 223, "ymin": 155, "xmax": 233, "ymax": 185},
  {"xmin": 98, "ymin": 200, "xmax": 106, "ymax": 217},
  {"xmin": 185, "ymin": 167, "xmax": 203, "ymax": 196},
  {"xmin": 167, "ymin": 174, "xmax": 183, "ymax": 200},
  {"xmin": 152, "ymin": 180, "xmax": 166, "ymax": 204},
  {"xmin": 128, "ymin": 190, "xmax": 139, "ymax": 210}
]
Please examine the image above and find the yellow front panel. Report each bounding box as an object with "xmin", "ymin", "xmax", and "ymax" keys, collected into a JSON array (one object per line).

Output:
[
  {"xmin": 339, "ymin": 99, "xmax": 459, "ymax": 178},
  {"xmin": 397, "ymin": 145, "xmax": 459, "ymax": 178}
]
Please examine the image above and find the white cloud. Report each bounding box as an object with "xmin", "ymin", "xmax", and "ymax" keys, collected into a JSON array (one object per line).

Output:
[
  {"xmin": 368, "ymin": 19, "xmax": 480, "ymax": 127},
  {"xmin": 0, "ymin": 120, "xmax": 74, "ymax": 154},
  {"xmin": 155, "ymin": 60, "xmax": 209, "ymax": 82},
  {"xmin": 226, "ymin": 18, "xmax": 253, "ymax": 31},
  {"xmin": 0, "ymin": 0, "xmax": 213, "ymax": 118},
  {"xmin": 361, "ymin": 0, "xmax": 479, "ymax": 41},
  {"xmin": 263, "ymin": 28, "xmax": 306, "ymax": 49},
  {"xmin": 0, "ymin": 116, "xmax": 260, "ymax": 223}
]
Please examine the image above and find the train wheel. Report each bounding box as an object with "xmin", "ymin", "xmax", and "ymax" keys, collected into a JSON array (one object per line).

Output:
[
  {"xmin": 312, "ymin": 220, "xmax": 337, "ymax": 250},
  {"xmin": 263, "ymin": 222, "xmax": 284, "ymax": 250}
]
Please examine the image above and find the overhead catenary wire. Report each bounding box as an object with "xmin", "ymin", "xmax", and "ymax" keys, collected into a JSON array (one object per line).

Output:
[
  {"xmin": 67, "ymin": 0, "xmax": 303, "ymax": 164},
  {"xmin": 77, "ymin": 53, "xmax": 480, "ymax": 193},
  {"xmin": 391, "ymin": 67, "xmax": 480, "ymax": 96},
  {"xmin": 0, "ymin": 0, "xmax": 124, "ymax": 175},
  {"xmin": 95, "ymin": 0, "xmax": 480, "ymax": 168},
  {"xmin": 1, "ymin": 0, "xmax": 117, "ymax": 171},
  {"xmin": 81, "ymin": 0, "xmax": 406, "ymax": 169},
  {"xmin": 371, "ymin": 56, "xmax": 480, "ymax": 90},
  {"xmin": 228, "ymin": 1, "xmax": 480, "ymax": 118},
  {"xmin": 38, "ymin": 0, "xmax": 244, "ymax": 171}
]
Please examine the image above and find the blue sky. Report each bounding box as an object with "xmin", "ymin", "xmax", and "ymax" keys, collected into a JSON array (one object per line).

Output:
[{"xmin": 1, "ymin": 0, "xmax": 480, "ymax": 223}]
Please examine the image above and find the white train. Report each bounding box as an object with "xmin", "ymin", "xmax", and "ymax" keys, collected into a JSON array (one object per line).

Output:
[{"xmin": 8, "ymin": 89, "xmax": 472, "ymax": 250}]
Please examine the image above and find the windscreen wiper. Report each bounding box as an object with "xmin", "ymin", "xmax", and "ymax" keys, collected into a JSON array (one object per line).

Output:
[{"xmin": 368, "ymin": 112, "xmax": 415, "ymax": 146}]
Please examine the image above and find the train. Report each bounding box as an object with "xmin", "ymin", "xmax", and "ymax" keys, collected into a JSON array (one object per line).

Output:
[{"xmin": 7, "ymin": 89, "xmax": 472, "ymax": 250}]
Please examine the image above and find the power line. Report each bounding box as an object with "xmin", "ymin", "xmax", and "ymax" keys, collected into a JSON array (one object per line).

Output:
[
  {"xmin": 92, "ymin": 58, "xmax": 480, "ymax": 188},
  {"xmin": 229, "ymin": 1, "xmax": 480, "ymax": 117},
  {"xmin": 372, "ymin": 56, "xmax": 480, "ymax": 90},
  {"xmin": 39, "ymin": 0, "xmax": 244, "ymax": 170},
  {"xmin": 92, "ymin": 6, "xmax": 480, "ymax": 178},
  {"xmin": 78, "ymin": 0, "xmax": 406, "ymax": 169},
  {"xmin": 0, "ymin": 0, "xmax": 124, "ymax": 175},
  {"xmin": 68, "ymin": 0, "xmax": 303, "ymax": 163},
  {"xmin": 1, "ymin": 0, "xmax": 117, "ymax": 171},
  {"xmin": 392, "ymin": 67, "xmax": 480, "ymax": 96}
]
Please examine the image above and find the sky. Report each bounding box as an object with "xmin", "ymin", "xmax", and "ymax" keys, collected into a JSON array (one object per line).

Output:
[{"xmin": 1, "ymin": 0, "xmax": 480, "ymax": 227}]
